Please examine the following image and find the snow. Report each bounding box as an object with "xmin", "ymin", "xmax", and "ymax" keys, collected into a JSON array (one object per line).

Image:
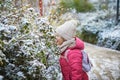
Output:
[
  {"xmin": 17, "ymin": 71, "xmax": 25, "ymax": 78},
  {"xmin": 0, "ymin": 75, "xmax": 3, "ymax": 80},
  {"xmin": 85, "ymin": 43, "xmax": 120, "ymax": 80},
  {"xmin": 29, "ymin": 60, "xmax": 46, "ymax": 68}
]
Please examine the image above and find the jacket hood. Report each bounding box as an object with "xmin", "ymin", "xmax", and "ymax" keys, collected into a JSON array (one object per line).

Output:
[{"xmin": 70, "ymin": 37, "xmax": 84, "ymax": 50}]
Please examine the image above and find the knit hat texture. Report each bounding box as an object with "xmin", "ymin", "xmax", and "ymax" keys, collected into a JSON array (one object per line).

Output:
[{"xmin": 56, "ymin": 20, "xmax": 78, "ymax": 40}]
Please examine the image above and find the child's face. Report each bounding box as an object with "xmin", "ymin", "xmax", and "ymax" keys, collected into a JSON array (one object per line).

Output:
[{"xmin": 55, "ymin": 34, "xmax": 65, "ymax": 46}]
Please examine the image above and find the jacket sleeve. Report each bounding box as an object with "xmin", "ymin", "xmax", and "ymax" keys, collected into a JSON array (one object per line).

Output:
[{"xmin": 67, "ymin": 50, "xmax": 83, "ymax": 80}]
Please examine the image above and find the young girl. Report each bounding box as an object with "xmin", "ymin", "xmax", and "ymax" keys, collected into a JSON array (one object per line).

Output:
[{"xmin": 55, "ymin": 20, "xmax": 88, "ymax": 80}]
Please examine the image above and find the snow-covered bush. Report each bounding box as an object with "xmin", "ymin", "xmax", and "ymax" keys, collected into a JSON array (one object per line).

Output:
[{"xmin": 0, "ymin": 0, "xmax": 61, "ymax": 80}]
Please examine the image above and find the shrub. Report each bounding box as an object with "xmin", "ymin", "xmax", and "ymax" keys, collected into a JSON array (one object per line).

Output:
[
  {"xmin": 59, "ymin": 0, "xmax": 94, "ymax": 12},
  {"xmin": 0, "ymin": 0, "xmax": 61, "ymax": 80}
]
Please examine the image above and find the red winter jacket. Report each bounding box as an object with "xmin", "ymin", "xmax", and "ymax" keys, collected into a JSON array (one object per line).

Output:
[{"xmin": 59, "ymin": 37, "xmax": 88, "ymax": 80}]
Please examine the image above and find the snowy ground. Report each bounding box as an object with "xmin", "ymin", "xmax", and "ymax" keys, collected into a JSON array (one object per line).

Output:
[{"xmin": 85, "ymin": 43, "xmax": 120, "ymax": 80}]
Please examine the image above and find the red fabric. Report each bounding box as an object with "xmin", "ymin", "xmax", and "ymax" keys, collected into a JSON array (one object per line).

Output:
[{"xmin": 59, "ymin": 37, "xmax": 89, "ymax": 80}]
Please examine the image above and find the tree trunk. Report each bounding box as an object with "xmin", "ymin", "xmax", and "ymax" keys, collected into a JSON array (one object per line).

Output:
[{"xmin": 39, "ymin": 0, "xmax": 43, "ymax": 16}]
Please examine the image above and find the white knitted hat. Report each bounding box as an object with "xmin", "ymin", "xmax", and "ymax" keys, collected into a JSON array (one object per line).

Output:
[{"xmin": 56, "ymin": 20, "xmax": 78, "ymax": 40}]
